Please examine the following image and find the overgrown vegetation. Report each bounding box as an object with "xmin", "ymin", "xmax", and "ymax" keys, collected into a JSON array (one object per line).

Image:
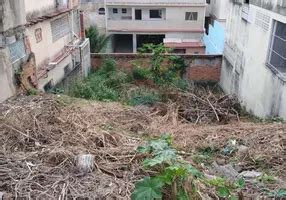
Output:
[
  {"xmin": 64, "ymin": 44, "xmax": 190, "ymax": 107},
  {"xmin": 132, "ymin": 136, "xmax": 245, "ymax": 200},
  {"xmin": 85, "ymin": 26, "xmax": 111, "ymax": 53},
  {"xmin": 138, "ymin": 44, "xmax": 187, "ymax": 85}
]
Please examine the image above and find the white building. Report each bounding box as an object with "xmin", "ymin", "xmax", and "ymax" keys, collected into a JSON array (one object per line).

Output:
[
  {"xmin": 220, "ymin": 0, "xmax": 286, "ymax": 118},
  {"xmin": 81, "ymin": 0, "xmax": 207, "ymax": 54},
  {"xmin": 25, "ymin": 0, "xmax": 91, "ymax": 91},
  {"xmin": 0, "ymin": 0, "xmax": 91, "ymax": 102}
]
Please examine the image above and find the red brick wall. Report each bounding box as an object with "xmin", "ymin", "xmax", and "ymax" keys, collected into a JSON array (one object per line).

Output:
[{"xmin": 91, "ymin": 53, "xmax": 222, "ymax": 82}]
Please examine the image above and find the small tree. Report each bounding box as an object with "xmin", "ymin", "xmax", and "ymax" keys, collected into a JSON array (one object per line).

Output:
[{"xmin": 85, "ymin": 26, "xmax": 111, "ymax": 53}]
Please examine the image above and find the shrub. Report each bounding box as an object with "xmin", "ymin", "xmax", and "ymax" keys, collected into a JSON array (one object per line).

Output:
[
  {"xmin": 132, "ymin": 66, "xmax": 151, "ymax": 80},
  {"xmin": 128, "ymin": 88, "xmax": 160, "ymax": 106}
]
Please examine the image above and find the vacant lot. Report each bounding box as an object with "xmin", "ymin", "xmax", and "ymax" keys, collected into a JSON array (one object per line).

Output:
[{"xmin": 0, "ymin": 94, "xmax": 285, "ymax": 199}]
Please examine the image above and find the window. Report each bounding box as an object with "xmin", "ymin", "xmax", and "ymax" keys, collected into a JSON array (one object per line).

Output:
[
  {"xmin": 268, "ymin": 21, "xmax": 286, "ymax": 74},
  {"xmin": 113, "ymin": 8, "xmax": 118, "ymax": 14},
  {"xmin": 98, "ymin": 8, "xmax": 105, "ymax": 15},
  {"xmin": 51, "ymin": 15, "xmax": 70, "ymax": 42},
  {"xmin": 206, "ymin": 0, "xmax": 211, "ymax": 4},
  {"xmin": 150, "ymin": 10, "xmax": 162, "ymax": 19},
  {"xmin": 9, "ymin": 40, "xmax": 26, "ymax": 63},
  {"xmin": 185, "ymin": 12, "xmax": 198, "ymax": 21},
  {"xmin": 122, "ymin": 8, "xmax": 127, "ymax": 14}
]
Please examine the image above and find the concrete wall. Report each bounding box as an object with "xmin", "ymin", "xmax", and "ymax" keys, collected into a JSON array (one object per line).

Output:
[
  {"xmin": 80, "ymin": 1, "xmax": 106, "ymax": 33},
  {"xmin": 26, "ymin": 15, "xmax": 72, "ymax": 66},
  {"xmin": 220, "ymin": 2, "xmax": 286, "ymax": 118},
  {"xmin": 0, "ymin": 0, "xmax": 26, "ymax": 32},
  {"xmin": 209, "ymin": 0, "xmax": 227, "ymax": 23},
  {"xmin": 91, "ymin": 53, "xmax": 222, "ymax": 82},
  {"xmin": 24, "ymin": 0, "xmax": 56, "ymax": 16},
  {"xmin": 0, "ymin": 49, "xmax": 16, "ymax": 102}
]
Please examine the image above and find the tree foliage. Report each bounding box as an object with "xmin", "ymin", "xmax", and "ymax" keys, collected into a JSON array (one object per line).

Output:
[{"xmin": 85, "ymin": 26, "xmax": 111, "ymax": 53}]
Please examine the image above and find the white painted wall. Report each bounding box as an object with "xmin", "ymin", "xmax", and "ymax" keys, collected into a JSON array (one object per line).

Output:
[
  {"xmin": 220, "ymin": 3, "xmax": 286, "ymax": 118},
  {"xmin": 27, "ymin": 15, "xmax": 72, "ymax": 66},
  {"xmin": 38, "ymin": 55, "xmax": 73, "ymax": 90},
  {"xmin": 107, "ymin": 6, "xmax": 205, "ymax": 33},
  {"xmin": 24, "ymin": 0, "xmax": 56, "ymax": 14},
  {"xmin": 27, "ymin": 13, "xmax": 75, "ymax": 90}
]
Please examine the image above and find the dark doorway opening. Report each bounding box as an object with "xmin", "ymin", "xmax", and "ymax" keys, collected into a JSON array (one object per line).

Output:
[
  {"xmin": 135, "ymin": 9, "xmax": 142, "ymax": 20},
  {"xmin": 113, "ymin": 34, "xmax": 133, "ymax": 53},
  {"xmin": 136, "ymin": 34, "xmax": 165, "ymax": 49}
]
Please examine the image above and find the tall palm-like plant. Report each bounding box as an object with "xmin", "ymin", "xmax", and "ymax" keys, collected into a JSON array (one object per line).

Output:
[{"xmin": 85, "ymin": 26, "xmax": 111, "ymax": 53}]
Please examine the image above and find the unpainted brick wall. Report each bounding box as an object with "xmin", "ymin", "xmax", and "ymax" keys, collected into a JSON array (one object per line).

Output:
[{"xmin": 91, "ymin": 53, "xmax": 222, "ymax": 82}]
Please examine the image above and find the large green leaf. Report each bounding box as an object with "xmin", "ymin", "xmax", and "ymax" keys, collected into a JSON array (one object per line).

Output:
[
  {"xmin": 131, "ymin": 177, "xmax": 164, "ymax": 200},
  {"xmin": 143, "ymin": 149, "xmax": 177, "ymax": 167},
  {"xmin": 216, "ymin": 186, "xmax": 230, "ymax": 198}
]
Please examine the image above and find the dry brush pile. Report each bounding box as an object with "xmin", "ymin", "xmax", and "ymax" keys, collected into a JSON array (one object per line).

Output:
[{"xmin": 0, "ymin": 94, "xmax": 285, "ymax": 199}]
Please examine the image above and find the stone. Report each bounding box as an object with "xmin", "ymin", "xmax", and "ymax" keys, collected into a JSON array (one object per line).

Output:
[
  {"xmin": 240, "ymin": 171, "xmax": 262, "ymax": 178},
  {"xmin": 210, "ymin": 162, "xmax": 239, "ymax": 181},
  {"xmin": 237, "ymin": 145, "xmax": 249, "ymax": 158}
]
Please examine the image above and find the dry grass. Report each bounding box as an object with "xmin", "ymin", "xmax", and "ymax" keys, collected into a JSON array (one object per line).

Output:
[{"xmin": 0, "ymin": 94, "xmax": 285, "ymax": 199}]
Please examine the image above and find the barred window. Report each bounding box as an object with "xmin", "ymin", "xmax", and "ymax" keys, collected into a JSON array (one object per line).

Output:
[
  {"xmin": 51, "ymin": 15, "xmax": 70, "ymax": 42},
  {"xmin": 185, "ymin": 12, "xmax": 198, "ymax": 21},
  {"xmin": 9, "ymin": 40, "xmax": 26, "ymax": 63},
  {"xmin": 268, "ymin": 21, "xmax": 286, "ymax": 74}
]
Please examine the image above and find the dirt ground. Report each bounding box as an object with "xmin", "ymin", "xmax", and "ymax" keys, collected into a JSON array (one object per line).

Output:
[{"xmin": 0, "ymin": 94, "xmax": 285, "ymax": 199}]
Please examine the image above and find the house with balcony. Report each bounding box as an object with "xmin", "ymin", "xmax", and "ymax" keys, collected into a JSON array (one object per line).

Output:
[
  {"xmin": 220, "ymin": 0, "xmax": 286, "ymax": 119},
  {"xmin": 81, "ymin": 0, "xmax": 207, "ymax": 54}
]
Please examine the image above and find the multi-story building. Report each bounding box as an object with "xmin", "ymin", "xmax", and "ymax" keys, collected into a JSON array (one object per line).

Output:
[
  {"xmin": 220, "ymin": 0, "xmax": 286, "ymax": 118},
  {"xmin": 81, "ymin": 0, "xmax": 207, "ymax": 54},
  {"xmin": 25, "ymin": 0, "xmax": 90, "ymax": 91},
  {"xmin": 0, "ymin": 0, "xmax": 90, "ymax": 102}
]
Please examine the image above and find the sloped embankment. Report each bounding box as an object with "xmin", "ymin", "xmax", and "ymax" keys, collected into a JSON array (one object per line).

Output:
[{"xmin": 0, "ymin": 94, "xmax": 285, "ymax": 199}]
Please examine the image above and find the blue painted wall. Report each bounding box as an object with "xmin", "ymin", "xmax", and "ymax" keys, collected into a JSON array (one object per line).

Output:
[{"xmin": 203, "ymin": 20, "xmax": 225, "ymax": 54}]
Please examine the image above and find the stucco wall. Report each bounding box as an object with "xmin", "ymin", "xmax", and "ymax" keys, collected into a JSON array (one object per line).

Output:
[
  {"xmin": 24, "ymin": 0, "xmax": 56, "ymax": 15},
  {"xmin": 91, "ymin": 53, "xmax": 222, "ymax": 82},
  {"xmin": 80, "ymin": 2, "xmax": 106, "ymax": 33},
  {"xmin": 38, "ymin": 55, "xmax": 73, "ymax": 91},
  {"xmin": 0, "ymin": 49, "xmax": 16, "ymax": 102},
  {"xmin": 0, "ymin": 0, "xmax": 26, "ymax": 32},
  {"xmin": 26, "ymin": 14, "xmax": 72, "ymax": 66},
  {"xmin": 220, "ymin": 3, "xmax": 286, "ymax": 118}
]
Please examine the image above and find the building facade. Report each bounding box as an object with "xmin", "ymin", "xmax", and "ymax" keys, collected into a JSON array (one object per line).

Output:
[
  {"xmin": 81, "ymin": 0, "xmax": 207, "ymax": 54},
  {"xmin": 0, "ymin": 0, "xmax": 90, "ymax": 102},
  {"xmin": 220, "ymin": 0, "xmax": 286, "ymax": 118}
]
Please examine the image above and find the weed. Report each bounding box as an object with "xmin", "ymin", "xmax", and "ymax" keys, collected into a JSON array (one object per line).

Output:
[
  {"xmin": 132, "ymin": 135, "xmax": 245, "ymax": 200},
  {"xmin": 128, "ymin": 88, "xmax": 160, "ymax": 106},
  {"xmin": 257, "ymin": 173, "xmax": 276, "ymax": 184},
  {"xmin": 132, "ymin": 66, "xmax": 151, "ymax": 80},
  {"xmin": 26, "ymin": 88, "xmax": 38, "ymax": 96}
]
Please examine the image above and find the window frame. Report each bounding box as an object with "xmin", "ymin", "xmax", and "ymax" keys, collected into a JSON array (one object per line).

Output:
[
  {"xmin": 122, "ymin": 8, "xmax": 127, "ymax": 14},
  {"xmin": 113, "ymin": 8, "xmax": 118, "ymax": 14},
  {"xmin": 98, "ymin": 7, "xmax": 105, "ymax": 15},
  {"xmin": 267, "ymin": 20, "xmax": 286, "ymax": 77},
  {"xmin": 185, "ymin": 12, "xmax": 198, "ymax": 21},
  {"xmin": 149, "ymin": 9, "xmax": 162, "ymax": 19}
]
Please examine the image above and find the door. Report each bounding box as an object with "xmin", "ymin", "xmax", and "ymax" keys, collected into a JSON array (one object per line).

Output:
[{"xmin": 135, "ymin": 9, "xmax": 142, "ymax": 20}]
